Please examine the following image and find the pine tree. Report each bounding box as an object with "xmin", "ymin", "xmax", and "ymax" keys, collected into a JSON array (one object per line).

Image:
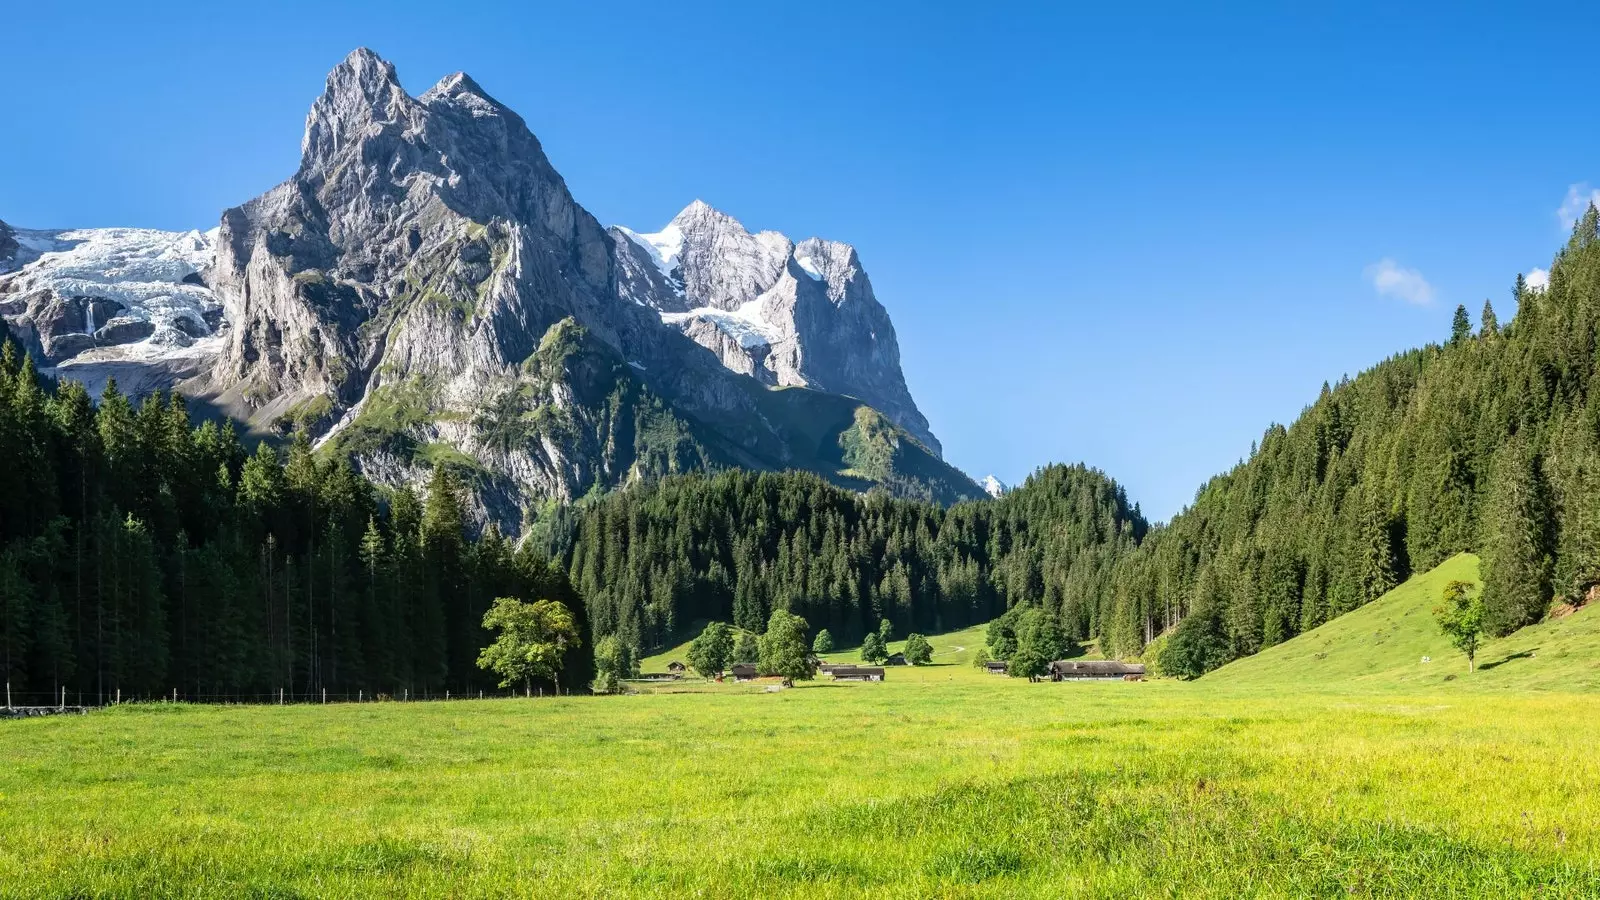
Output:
[
  {"xmin": 1480, "ymin": 299, "xmax": 1499, "ymax": 337},
  {"xmin": 1450, "ymin": 304, "xmax": 1472, "ymax": 345},
  {"xmin": 1481, "ymin": 441, "xmax": 1552, "ymax": 635}
]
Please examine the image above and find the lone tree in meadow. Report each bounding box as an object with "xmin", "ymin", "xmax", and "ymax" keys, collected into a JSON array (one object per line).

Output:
[
  {"xmin": 860, "ymin": 631, "xmax": 888, "ymax": 664},
  {"xmin": 903, "ymin": 633, "xmax": 933, "ymax": 665},
  {"xmin": 877, "ymin": 617, "xmax": 894, "ymax": 645},
  {"xmin": 1434, "ymin": 579, "xmax": 1486, "ymax": 672},
  {"xmin": 812, "ymin": 628, "xmax": 835, "ymax": 654},
  {"xmin": 591, "ymin": 634, "xmax": 630, "ymax": 694},
  {"xmin": 1009, "ymin": 607, "xmax": 1069, "ymax": 679},
  {"xmin": 477, "ymin": 597, "xmax": 581, "ymax": 696},
  {"xmin": 688, "ymin": 621, "xmax": 734, "ymax": 678},
  {"xmin": 758, "ymin": 609, "xmax": 815, "ymax": 686}
]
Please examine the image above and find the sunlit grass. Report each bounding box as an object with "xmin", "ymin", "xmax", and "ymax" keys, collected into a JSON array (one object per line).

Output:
[{"xmin": 2, "ymin": 672, "xmax": 1597, "ymax": 897}]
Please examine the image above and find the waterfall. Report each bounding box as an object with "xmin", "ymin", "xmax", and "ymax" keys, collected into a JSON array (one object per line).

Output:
[{"xmin": 85, "ymin": 301, "xmax": 96, "ymax": 335}]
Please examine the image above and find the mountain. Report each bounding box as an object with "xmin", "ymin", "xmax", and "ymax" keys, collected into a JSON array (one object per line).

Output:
[
  {"xmin": 2, "ymin": 49, "xmax": 980, "ymax": 530},
  {"xmin": 612, "ymin": 201, "xmax": 939, "ymax": 455},
  {"xmin": 981, "ymin": 475, "xmax": 1007, "ymax": 498}
]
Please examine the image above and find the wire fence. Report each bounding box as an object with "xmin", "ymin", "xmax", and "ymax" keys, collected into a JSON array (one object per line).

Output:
[{"xmin": 1, "ymin": 683, "xmax": 567, "ymax": 717}]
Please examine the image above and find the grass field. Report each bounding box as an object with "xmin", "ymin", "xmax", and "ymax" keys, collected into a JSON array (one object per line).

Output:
[{"xmin": 5, "ymin": 564, "xmax": 1600, "ymax": 897}]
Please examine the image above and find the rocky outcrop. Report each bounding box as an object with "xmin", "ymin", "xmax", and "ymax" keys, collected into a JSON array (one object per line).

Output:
[
  {"xmin": 0, "ymin": 220, "xmax": 17, "ymax": 273},
  {"xmin": 616, "ymin": 202, "xmax": 940, "ymax": 455}
]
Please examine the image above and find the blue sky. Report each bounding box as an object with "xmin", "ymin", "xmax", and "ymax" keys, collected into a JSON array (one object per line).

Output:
[{"xmin": 4, "ymin": 1, "xmax": 1597, "ymax": 520}]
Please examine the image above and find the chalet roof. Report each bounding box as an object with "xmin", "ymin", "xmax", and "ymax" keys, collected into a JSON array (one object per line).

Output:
[
  {"xmin": 730, "ymin": 664, "xmax": 758, "ymax": 676},
  {"xmin": 884, "ymin": 653, "xmax": 908, "ymax": 665},
  {"xmin": 829, "ymin": 666, "xmax": 885, "ymax": 677},
  {"xmin": 1048, "ymin": 659, "xmax": 1146, "ymax": 675},
  {"xmin": 984, "ymin": 660, "xmax": 1008, "ymax": 669},
  {"xmin": 667, "ymin": 660, "xmax": 686, "ymax": 670}
]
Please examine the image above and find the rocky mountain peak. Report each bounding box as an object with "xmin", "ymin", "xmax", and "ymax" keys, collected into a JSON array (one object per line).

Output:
[{"xmin": 300, "ymin": 47, "xmax": 417, "ymax": 171}]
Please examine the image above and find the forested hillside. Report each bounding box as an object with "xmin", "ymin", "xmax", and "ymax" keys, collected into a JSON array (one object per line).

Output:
[
  {"xmin": 1109, "ymin": 205, "xmax": 1600, "ymax": 676},
  {"xmin": 0, "ymin": 344, "xmax": 587, "ymax": 702},
  {"xmin": 562, "ymin": 464, "xmax": 1146, "ymax": 654}
]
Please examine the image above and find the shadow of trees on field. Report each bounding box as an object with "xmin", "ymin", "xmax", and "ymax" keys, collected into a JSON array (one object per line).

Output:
[{"xmin": 1478, "ymin": 649, "xmax": 1538, "ymax": 671}]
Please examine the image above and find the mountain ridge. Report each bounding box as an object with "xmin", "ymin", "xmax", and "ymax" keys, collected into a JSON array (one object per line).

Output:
[{"xmin": 0, "ymin": 48, "xmax": 979, "ymax": 531}]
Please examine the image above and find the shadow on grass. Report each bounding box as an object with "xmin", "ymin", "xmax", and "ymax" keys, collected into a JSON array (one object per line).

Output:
[{"xmin": 1479, "ymin": 649, "xmax": 1538, "ymax": 671}]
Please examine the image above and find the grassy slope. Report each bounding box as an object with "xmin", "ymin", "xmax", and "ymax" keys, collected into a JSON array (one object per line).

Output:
[{"xmin": 1208, "ymin": 552, "xmax": 1600, "ymax": 691}]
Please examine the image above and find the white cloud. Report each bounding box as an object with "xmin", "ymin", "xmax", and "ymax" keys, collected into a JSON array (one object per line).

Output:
[
  {"xmin": 1526, "ymin": 267, "xmax": 1550, "ymax": 293},
  {"xmin": 1364, "ymin": 258, "xmax": 1435, "ymax": 305},
  {"xmin": 1558, "ymin": 183, "xmax": 1600, "ymax": 229}
]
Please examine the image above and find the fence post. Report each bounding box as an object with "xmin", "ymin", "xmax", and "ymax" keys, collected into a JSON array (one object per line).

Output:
[
  {"xmin": 358, "ymin": 690, "xmax": 363, "ymax": 703},
  {"xmin": 446, "ymin": 690, "xmax": 450, "ymax": 701},
  {"xmin": 322, "ymin": 688, "xmax": 327, "ymax": 705},
  {"xmin": 479, "ymin": 690, "xmax": 483, "ymax": 700},
  {"xmin": 5, "ymin": 681, "xmax": 9, "ymax": 710},
  {"xmin": 60, "ymin": 686, "xmax": 66, "ymax": 711},
  {"xmin": 173, "ymin": 688, "xmax": 178, "ymax": 703},
  {"xmin": 279, "ymin": 688, "xmax": 284, "ymax": 706}
]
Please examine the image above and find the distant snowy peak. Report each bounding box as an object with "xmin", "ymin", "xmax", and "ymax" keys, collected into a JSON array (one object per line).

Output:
[
  {"xmin": 613, "ymin": 200, "xmax": 940, "ymax": 457},
  {"xmin": 0, "ymin": 220, "xmax": 18, "ymax": 273},
  {"xmin": 981, "ymin": 475, "xmax": 1007, "ymax": 498}
]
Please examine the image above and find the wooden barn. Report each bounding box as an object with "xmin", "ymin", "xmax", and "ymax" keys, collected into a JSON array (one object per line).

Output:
[
  {"xmin": 883, "ymin": 652, "xmax": 908, "ymax": 666},
  {"xmin": 984, "ymin": 660, "xmax": 1008, "ymax": 675},
  {"xmin": 829, "ymin": 666, "xmax": 885, "ymax": 682},
  {"xmin": 730, "ymin": 664, "xmax": 759, "ymax": 682},
  {"xmin": 667, "ymin": 661, "xmax": 687, "ymax": 674},
  {"xmin": 1048, "ymin": 660, "xmax": 1146, "ymax": 681}
]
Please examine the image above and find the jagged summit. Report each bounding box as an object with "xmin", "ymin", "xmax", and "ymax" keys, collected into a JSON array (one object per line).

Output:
[{"xmin": 616, "ymin": 200, "xmax": 941, "ymax": 455}]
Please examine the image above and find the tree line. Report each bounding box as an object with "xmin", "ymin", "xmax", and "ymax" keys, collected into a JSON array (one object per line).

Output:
[
  {"xmin": 556, "ymin": 463, "xmax": 1146, "ymax": 659},
  {"xmin": 0, "ymin": 346, "xmax": 588, "ymax": 703}
]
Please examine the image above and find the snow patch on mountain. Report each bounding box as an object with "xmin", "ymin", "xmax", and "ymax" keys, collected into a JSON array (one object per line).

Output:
[
  {"xmin": 615, "ymin": 224, "xmax": 685, "ymax": 287},
  {"xmin": 660, "ymin": 299, "xmax": 780, "ymax": 350},
  {"xmin": 981, "ymin": 475, "xmax": 1007, "ymax": 498}
]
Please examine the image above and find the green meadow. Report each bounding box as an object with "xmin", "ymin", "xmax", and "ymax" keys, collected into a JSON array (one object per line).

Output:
[{"xmin": 4, "ymin": 557, "xmax": 1599, "ymax": 898}]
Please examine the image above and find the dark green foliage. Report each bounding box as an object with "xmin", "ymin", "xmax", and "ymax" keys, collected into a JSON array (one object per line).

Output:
[
  {"xmin": 1449, "ymin": 304, "xmax": 1472, "ymax": 345},
  {"xmin": 903, "ymin": 633, "xmax": 933, "ymax": 665},
  {"xmin": 757, "ymin": 609, "xmax": 814, "ymax": 684},
  {"xmin": 1158, "ymin": 604, "xmax": 1230, "ymax": 680},
  {"xmin": 687, "ymin": 621, "xmax": 733, "ymax": 678},
  {"xmin": 733, "ymin": 631, "xmax": 759, "ymax": 666},
  {"xmin": 0, "ymin": 350, "xmax": 587, "ymax": 701},
  {"xmin": 812, "ymin": 628, "xmax": 834, "ymax": 654},
  {"xmin": 860, "ymin": 632, "xmax": 887, "ymax": 665},
  {"xmin": 565, "ymin": 464, "xmax": 1144, "ymax": 658},
  {"xmin": 1007, "ymin": 607, "xmax": 1068, "ymax": 678}
]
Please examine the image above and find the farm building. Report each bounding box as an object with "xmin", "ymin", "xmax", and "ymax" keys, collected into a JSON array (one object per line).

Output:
[
  {"xmin": 984, "ymin": 660, "xmax": 1008, "ymax": 675},
  {"xmin": 883, "ymin": 652, "xmax": 908, "ymax": 666},
  {"xmin": 1048, "ymin": 660, "xmax": 1146, "ymax": 681},
  {"xmin": 667, "ymin": 661, "xmax": 686, "ymax": 674},
  {"xmin": 829, "ymin": 666, "xmax": 885, "ymax": 682},
  {"xmin": 730, "ymin": 664, "xmax": 758, "ymax": 682}
]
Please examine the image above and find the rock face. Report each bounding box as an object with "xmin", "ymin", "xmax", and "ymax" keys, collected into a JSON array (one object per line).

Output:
[
  {"xmin": 0, "ymin": 220, "xmax": 17, "ymax": 272},
  {"xmin": 11, "ymin": 49, "xmax": 978, "ymax": 530},
  {"xmin": 613, "ymin": 203, "xmax": 940, "ymax": 456}
]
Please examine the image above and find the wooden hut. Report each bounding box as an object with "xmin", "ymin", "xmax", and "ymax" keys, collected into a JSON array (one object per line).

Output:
[
  {"xmin": 731, "ymin": 664, "xmax": 759, "ymax": 682},
  {"xmin": 1047, "ymin": 660, "xmax": 1146, "ymax": 681},
  {"xmin": 984, "ymin": 660, "xmax": 1008, "ymax": 675},
  {"xmin": 829, "ymin": 666, "xmax": 885, "ymax": 682}
]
